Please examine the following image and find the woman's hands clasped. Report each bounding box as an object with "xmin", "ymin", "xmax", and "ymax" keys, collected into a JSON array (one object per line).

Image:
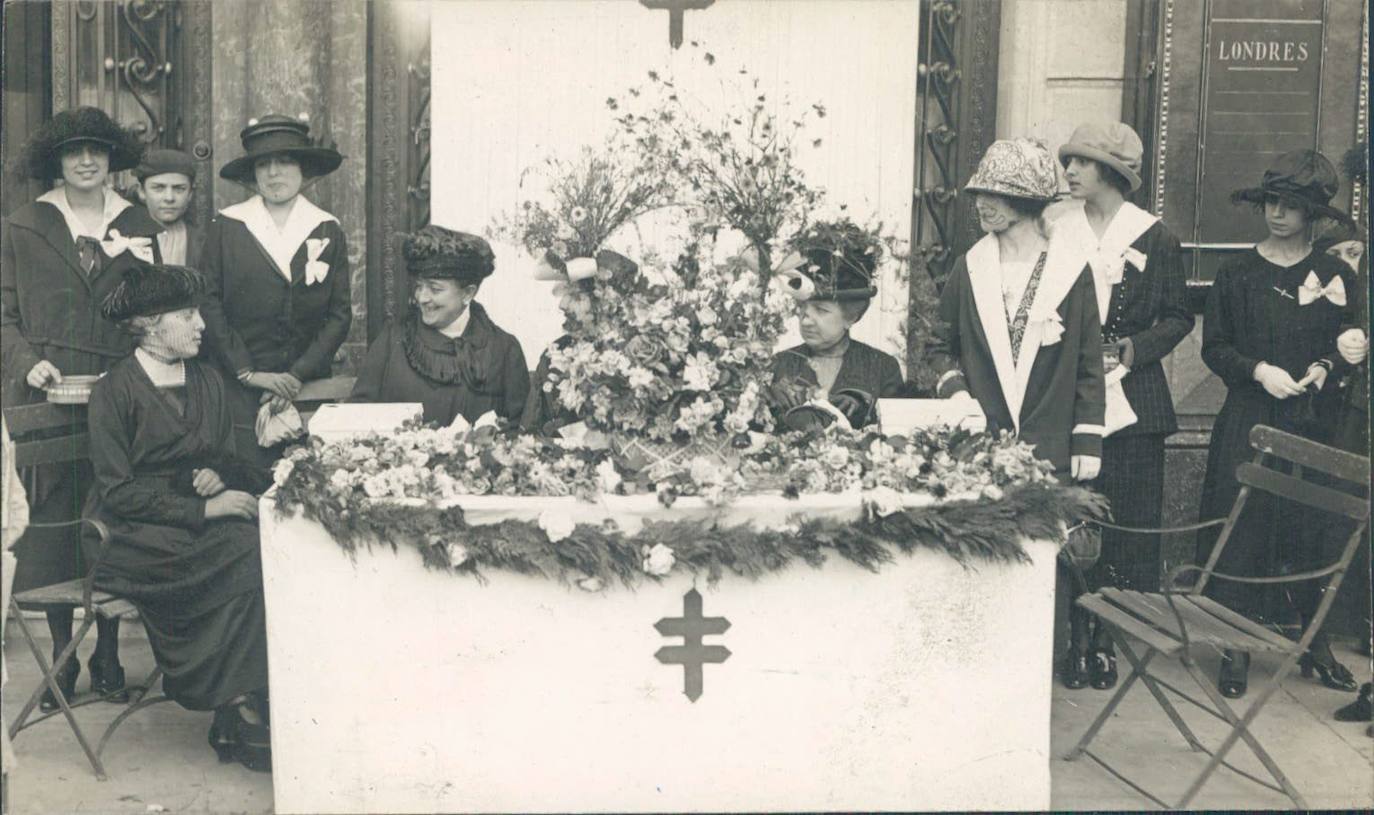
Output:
[
  {"xmin": 190, "ymin": 468, "xmax": 227, "ymax": 497},
  {"xmin": 1253, "ymin": 362, "xmax": 1306, "ymax": 399},
  {"xmin": 205, "ymin": 490, "xmax": 258, "ymax": 521}
]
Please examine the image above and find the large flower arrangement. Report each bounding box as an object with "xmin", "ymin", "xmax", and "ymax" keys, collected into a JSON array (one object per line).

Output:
[{"xmin": 544, "ymin": 248, "xmax": 795, "ymax": 445}]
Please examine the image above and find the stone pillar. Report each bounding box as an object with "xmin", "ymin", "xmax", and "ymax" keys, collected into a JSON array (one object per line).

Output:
[{"xmin": 209, "ymin": 0, "xmax": 369, "ymax": 370}]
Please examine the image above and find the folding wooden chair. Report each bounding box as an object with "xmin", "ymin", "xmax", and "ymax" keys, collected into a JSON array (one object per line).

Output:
[
  {"xmin": 1065, "ymin": 424, "xmax": 1370, "ymax": 809},
  {"xmin": 4, "ymin": 402, "xmax": 171, "ymax": 781}
]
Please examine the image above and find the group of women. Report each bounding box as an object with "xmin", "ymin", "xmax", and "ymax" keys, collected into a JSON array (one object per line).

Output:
[{"xmin": 1, "ymin": 105, "xmax": 1368, "ymax": 773}]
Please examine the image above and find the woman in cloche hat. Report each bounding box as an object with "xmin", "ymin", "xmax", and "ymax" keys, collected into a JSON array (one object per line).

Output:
[
  {"xmin": 90, "ymin": 263, "xmax": 273, "ymax": 771},
  {"xmin": 197, "ymin": 114, "xmax": 351, "ymax": 462},
  {"xmin": 768, "ymin": 219, "xmax": 906, "ymax": 430},
  {"xmin": 2, "ymin": 106, "xmax": 164, "ymax": 711},
  {"xmin": 927, "ymin": 138, "xmax": 1106, "ymax": 483},
  {"xmin": 351, "ymin": 225, "xmax": 529, "ymax": 426},
  {"xmin": 1053, "ymin": 122, "xmax": 1195, "ymax": 693},
  {"xmin": 1196, "ymin": 149, "xmax": 1359, "ymax": 700}
]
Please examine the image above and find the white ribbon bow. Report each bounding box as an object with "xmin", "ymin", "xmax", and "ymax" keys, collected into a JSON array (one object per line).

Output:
[
  {"xmin": 1297, "ymin": 271, "xmax": 1346, "ymax": 306},
  {"xmin": 1038, "ymin": 310, "xmax": 1065, "ymax": 346},
  {"xmin": 304, "ymin": 238, "xmax": 331, "ymax": 285},
  {"xmin": 1089, "ymin": 247, "xmax": 1147, "ymax": 287},
  {"xmin": 100, "ymin": 230, "xmax": 154, "ymax": 263}
]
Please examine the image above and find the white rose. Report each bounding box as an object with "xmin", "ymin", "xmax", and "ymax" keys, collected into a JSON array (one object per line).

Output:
[
  {"xmin": 823, "ymin": 446, "xmax": 850, "ymax": 470},
  {"xmin": 697, "ymin": 306, "xmax": 718, "ymax": 326},
  {"xmin": 576, "ymin": 574, "xmax": 605, "ymax": 592},
  {"xmin": 981, "ymin": 484, "xmax": 1005, "ymax": 501},
  {"xmin": 596, "ymin": 458, "xmax": 623, "ymax": 493},
  {"xmin": 866, "ymin": 485, "xmax": 903, "ymax": 518},
  {"xmin": 272, "ymin": 458, "xmax": 295, "ymax": 486},
  {"xmin": 641, "ymin": 543, "xmax": 676, "ymax": 576},
  {"xmin": 539, "ymin": 511, "xmax": 577, "ymax": 542},
  {"xmin": 446, "ymin": 542, "xmax": 470, "ymax": 566}
]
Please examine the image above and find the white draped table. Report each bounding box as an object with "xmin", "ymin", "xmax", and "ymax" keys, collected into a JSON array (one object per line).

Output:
[{"xmin": 259, "ymin": 490, "xmax": 1061, "ymax": 813}]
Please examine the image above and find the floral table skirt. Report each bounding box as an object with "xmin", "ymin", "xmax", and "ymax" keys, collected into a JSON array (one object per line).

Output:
[{"xmin": 260, "ymin": 491, "xmax": 1062, "ymax": 813}]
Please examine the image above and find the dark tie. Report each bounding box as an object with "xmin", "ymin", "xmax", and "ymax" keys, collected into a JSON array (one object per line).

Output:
[{"xmin": 77, "ymin": 237, "xmax": 100, "ymax": 275}]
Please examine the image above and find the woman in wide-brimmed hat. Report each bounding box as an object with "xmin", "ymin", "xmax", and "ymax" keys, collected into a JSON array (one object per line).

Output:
[
  {"xmin": 352, "ymin": 226, "xmax": 529, "ymax": 426},
  {"xmin": 767, "ymin": 219, "xmax": 906, "ymax": 431},
  {"xmin": 1, "ymin": 106, "xmax": 163, "ymax": 710},
  {"xmin": 89, "ymin": 263, "xmax": 273, "ymax": 771},
  {"xmin": 1053, "ymin": 122, "xmax": 1195, "ymax": 692},
  {"xmin": 198, "ymin": 114, "xmax": 350, "ymax": 462},
  {"xmin": 927, "ymin": 138, "xmax": 1105, "ymax": 480},
  {"xmin": 1197, "ymin": 149, "xmax": 1360, "ymax": 700}
]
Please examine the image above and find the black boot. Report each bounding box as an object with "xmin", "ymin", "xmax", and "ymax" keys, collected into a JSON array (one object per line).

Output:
[
  {"xmin": 1334, "ymin": 683, "xmax": 1373, "ymax": 722},
  {"xmin": 88, "ymin": 617, "xmax": 128, "ymax": 703},
  {"xmin": 1218, "ymin": 649, "xmax": 1250, "ymax": 699},
  {"xmin": 38, "ymin": 655, "xmax": 80, "ymax": 713}
]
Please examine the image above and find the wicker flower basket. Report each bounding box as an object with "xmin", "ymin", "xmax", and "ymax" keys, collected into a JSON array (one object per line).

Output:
[{"xmin": 610, "ymin": 433, "xmax": 740, "ymax": 481}]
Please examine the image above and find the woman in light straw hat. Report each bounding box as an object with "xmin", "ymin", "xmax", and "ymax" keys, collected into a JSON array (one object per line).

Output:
[
  {"xmin": 1197, "ymin": 148, "xmax": 1359, "ymax": 700},
  {"xmin": 197, "ymin": 114, "xmax": 351, "ymax": 462},
  {"xmin": 1054, "ymin": 121, "xmax": 1194, "ymax": 691},
  {"xmin": 352, "ymin": 225, "xmax": 528, "ymax": 426},
  {"xmin": 927, "ymin": 138, "xmax": 1105, "ymax": 480}
]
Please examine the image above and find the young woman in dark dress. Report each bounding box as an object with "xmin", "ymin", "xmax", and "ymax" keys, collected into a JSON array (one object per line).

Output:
[
  {"xmin": 352, "ymin": 226, "xmax": 529, "ymax": 425},
  {"xmin": 198, "ymin": 114, "xmax": 350, "ymax": 462},
  {"xmin": 1056, "ymin": 122, "xmax": 1194, "ymax": 691},
  {"xmin": 89, "ymin": 264, "xmax": 273, "ymax": 771},
  {"xmin": 1, "ymin": 107, "xmax": 162, "ymax": 710},
  {"xmin": 769, "ymin": 220, "xmax": 905, "ymax": 430},
  {"xmin": 1197, "ymin": 149, "xmax": 1359, "ymax": 699}
]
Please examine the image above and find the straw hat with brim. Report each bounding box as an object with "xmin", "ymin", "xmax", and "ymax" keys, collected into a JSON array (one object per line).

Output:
[
  {"xmin": 1230, "ymin": 149, "xmax": 1353, "ymax": 228},
  {"xmin": 18, "ymin": 106, "xmax": 144, "ymax": 180},
  {"xmin": 401, "ymin": 225, "xmax": 496, "ymax": 286},
  {"xmin": 100, "ymin": 264, "xmax": 206, "ymax": 323},
  {"xmin": 964, "ymin": 138, "xmax": 1060, "ymax": 202},
  {"xmin": 218, "ymin": 114, "xmax": 344, "ymax": 186},
  {"xmin": 1058, "ymin": 122, "xmax": 1143, "ymax": 192}
]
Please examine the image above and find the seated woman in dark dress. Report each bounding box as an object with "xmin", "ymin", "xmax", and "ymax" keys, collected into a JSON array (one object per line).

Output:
[
  {"xmin": 352, "ymin": 226, "xmax": 529, "ymax": 425},
  {"xmin": 769, "ymin": 221, "xmax": 905, "ymax": 429},
  {"xmin": 87, "ymin": 264, "xmax": 273, "ymax": 771}
]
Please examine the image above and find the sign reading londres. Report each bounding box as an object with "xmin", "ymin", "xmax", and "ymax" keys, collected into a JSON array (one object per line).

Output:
[{"xmin": 1198, "ymin": 0, "xmax": 1324, "ymax": 244}]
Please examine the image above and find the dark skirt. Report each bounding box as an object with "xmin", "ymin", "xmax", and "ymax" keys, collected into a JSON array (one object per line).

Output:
[
  {"xmin": 139, "ymin": 587, "xmax": 269, "ymax": 711},
  {"xmin": 1085, "ymin": 433, "xmax": 1165, "ymax": 593},
  {"xmin": 11, "ymin": 461, "xmax": 95, "ymax": 595},
  {"xmin": 1196, "ymin": 388, "xmax": 1330, "ymax": 624}
]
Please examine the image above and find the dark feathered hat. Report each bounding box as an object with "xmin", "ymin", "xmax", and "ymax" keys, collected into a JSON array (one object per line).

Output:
[
  {"xmin": 779, "ymin": 219, "xmax": 881, "ymax": 302},
  {"xmin": 100, "ymin": 264, "xmax": 205, "ymax": 322},
  {"xmin": 18, "ymin": 106, "xmax": 144, "ymax": 180},
  {"xmin": 218, "ymin": 114, "xmax": 344, "ymax": 185},
  {"xmin": 1230, "ymin": 149, "xmax": 1353, "ymax": 227},
  {"xmin": 402, "ymin": 225, "xmax": 495, "ymax": 284}
]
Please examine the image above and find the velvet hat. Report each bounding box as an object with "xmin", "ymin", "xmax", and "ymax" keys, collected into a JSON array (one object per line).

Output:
[
  {"xmin": 100, "ymin": 264, "xmax": 205, "ymax": 322},
  {"xmin": 964, "ymin": 139, "xmax": 1060, "ymax": 202},
  {"xmin": 218, "ymin": 114, "xmax": 344, "ymax": 185},
  {"xmin": 1058, "ymin": 122, "xmax": 1143, "ymax": 192},
  {"xmin": 134, "ymin": 148, "xmax": 196, "ymax": 181},
  {"xmin": 1230, "ymin": 149, "xmax": 1353, "ymax": 227},
  {"xmin": 19, "ymin": 106, "xmax": 145, "ymax": 180},
  {"xmin": 779, "ymin": 220, "xmax": 881, "ymax": 302},
  {"xmin": 402, "ymin": 225, "xmax": 496, "ymax": 285}
]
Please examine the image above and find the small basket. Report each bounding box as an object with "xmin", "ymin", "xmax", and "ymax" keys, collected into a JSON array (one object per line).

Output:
[{"xmin": 45, "ymin": 374, "xmax": 101, "ymax": 405}]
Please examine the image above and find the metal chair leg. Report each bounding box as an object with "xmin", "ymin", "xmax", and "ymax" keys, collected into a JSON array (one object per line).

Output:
[
  {"xmin": 1115, "ymin": 635, "xmax": 1207, "ymax": 753},
  {"xmin": 96, "ymin": 694, "xmax": 174, "ymax": 761},
  {"xmin": 1175, "ymin": 653, "xmax": 1308, "ymax": 809},
  {"xmin": 6, "ymin": 600, "xmax": 106, "ymax": 779}
]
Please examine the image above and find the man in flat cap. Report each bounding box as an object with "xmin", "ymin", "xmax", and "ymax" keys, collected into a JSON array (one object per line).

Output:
[{"xmin": 133, "ymin": 148, "xmax": 201, "ymax": 267}]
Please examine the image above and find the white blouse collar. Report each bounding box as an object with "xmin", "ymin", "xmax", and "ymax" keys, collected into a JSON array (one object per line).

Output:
[
  {"xmin": 437, "ymin": 307, "xmax": 471, "ymax": 339},
  {"xmin": 134, "ymin": 348, "xmax": 187, "ymax": 388},
  {"xmin": 37, "ymin": 187, "xmax": 131, "ymax": 243},
  {"xmin": 219, "ymin": 194, "xmax": 337, "ymax": 279}
]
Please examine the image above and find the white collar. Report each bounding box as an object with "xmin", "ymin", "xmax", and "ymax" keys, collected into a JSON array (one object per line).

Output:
[
  {"xmin": 437, "ymin": 307, "xmax": 471, "ymax": 339},
  {"xmin": 37, "ymin": 187, "xmax": 131, "ymax": 243},
  {"xmin": 219, "ymin": 194, "xmax": 337, "ymax": 279},
  {"xmin": 134, "ymin": 347, "xmax": 187, "ymax": 388},
  {"xmin": 1059, "ymin": 201, "xmax": 1157, "ymax": 316}
]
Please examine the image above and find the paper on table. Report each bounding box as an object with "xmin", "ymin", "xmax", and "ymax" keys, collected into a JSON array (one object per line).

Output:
[
  {"xmin": 877, "ymin": 398, "xmax": 987, "ymax": 435},
  {"xmin": 307, "ymin": 402, "xmax": 423, "ymax": 442}
]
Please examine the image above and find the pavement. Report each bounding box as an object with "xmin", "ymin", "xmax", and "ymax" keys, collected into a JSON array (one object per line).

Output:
[{"xmin": 2, "ymin": 624, "xmax": 1370, "ymax": 813}]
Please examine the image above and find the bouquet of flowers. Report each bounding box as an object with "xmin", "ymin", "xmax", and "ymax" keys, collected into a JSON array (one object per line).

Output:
[{"xmin": 544, "ymin": 245, "xmax": 796, "ymax": 451}]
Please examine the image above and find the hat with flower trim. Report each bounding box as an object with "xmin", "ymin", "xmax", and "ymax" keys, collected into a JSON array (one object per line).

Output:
[
  {"xmin": 19, "ymin": 106, "xmax": 145, "ymax": 180},
  {"xmin": 777, "ymin": 219, "xmax": 882, "ymax": 302}
]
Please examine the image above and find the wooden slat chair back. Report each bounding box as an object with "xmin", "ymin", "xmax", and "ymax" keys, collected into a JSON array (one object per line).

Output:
[
  {"xmin": 3, "ymin": 402, "xmax": 170, "ymax": 781},
  {"xmin": 1066, "ymin": 424, "xmax": 1371, "ymax": 809}
]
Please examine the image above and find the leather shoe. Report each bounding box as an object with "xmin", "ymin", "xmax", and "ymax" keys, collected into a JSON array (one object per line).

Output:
[
  {"xmin": 39, "ymin": 657, "xmax": 80, "ymax": 713},
  {"xmin": 1060, "ymin": 647, "xmax": 1089, "ymax": 690},
  {"xmin": 1089, "ymin": 647, "xmax": 1118, "ymax": 690},
  {"xmin": 1218, "ymin": 650, "xmax": 1250, "ymax": 699},
  {"xmin": 1299, "ymin": 649, "xmax": 1359, "ymax": 692},
  {"xmin": 1334, "ymin": 683, "xmax": 1372, "ymax": 722},
  {"xmin": 89, "ymin": 656, "xmax": 130, "ymax": 703}
]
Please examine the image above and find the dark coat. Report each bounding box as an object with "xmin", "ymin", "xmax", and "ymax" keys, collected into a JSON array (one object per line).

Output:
[
  {"xmin": 1096, "ymin": 220, "xmax": 1194, "ymax": 436},
  {"xmin": 1, "ymin": 199, "xmax": 164, "ymax": 406},
  {"xmin": 198, "ymin": 213, "xmax": 351, "ymax": 382},
  {"xmin": 927, "ymin": 233, "xmax": 1106, "ymax": 477},
  {"xmin": 770, "ymin": 338, "xmax": 905, "ymax": 428},
  {"xmin": 85, "ymin": 356, "xmax": 269, "ymax": 710},
  {"xmin": 351, "ymin": 303, "xmax": 529, "ymax": 426}
]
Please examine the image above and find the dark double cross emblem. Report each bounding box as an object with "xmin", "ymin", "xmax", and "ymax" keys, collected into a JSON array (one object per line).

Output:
[{"xmin": 654, "ymin": 588, "xmax": 730, "ymax": 702}]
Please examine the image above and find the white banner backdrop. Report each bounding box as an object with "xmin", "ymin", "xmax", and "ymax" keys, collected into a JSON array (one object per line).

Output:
[{"xmin": 432, "ymin": 0, "xmax": 919, "ymax": 372}]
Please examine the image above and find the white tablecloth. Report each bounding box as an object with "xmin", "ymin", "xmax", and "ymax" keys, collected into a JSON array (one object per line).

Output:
[{"xmin": 260, "ymin": 491, "xmax": 1060, "ymax": 813}]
